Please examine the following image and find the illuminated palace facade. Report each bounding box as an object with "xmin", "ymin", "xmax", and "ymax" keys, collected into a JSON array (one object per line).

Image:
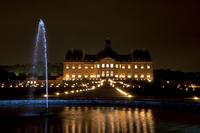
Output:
[{"xmin": 63, "ymin": 40, "xmax": 153, "ymax": 81}]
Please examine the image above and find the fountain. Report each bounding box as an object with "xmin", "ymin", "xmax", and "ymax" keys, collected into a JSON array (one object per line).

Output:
[
  {"xmin": 35, "ymin": 19, "xmax": 49, "ymax": 111},
  {"xmin": 19, "ymin": 19, "xmax": 51, "ymax": 116}
]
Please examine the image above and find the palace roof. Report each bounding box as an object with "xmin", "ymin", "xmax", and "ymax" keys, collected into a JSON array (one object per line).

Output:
[{"xmin": 65, "ymin": 40, "xmax": 151, "ymax": 62}]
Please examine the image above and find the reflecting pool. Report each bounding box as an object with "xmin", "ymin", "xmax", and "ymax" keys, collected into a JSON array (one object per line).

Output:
[{"xmin": 0, "ymin": 107, "xmax": 199, "ymax": 133}]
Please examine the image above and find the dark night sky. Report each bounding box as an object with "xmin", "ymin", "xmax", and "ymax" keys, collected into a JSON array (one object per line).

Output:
[{"xmin": 0, "ymin": 0, "xmax": 200, "ymax": 72}]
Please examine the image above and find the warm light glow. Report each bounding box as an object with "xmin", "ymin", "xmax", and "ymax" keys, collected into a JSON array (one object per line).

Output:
[
  {"xmin": 115, "ymin": 87, "xmax": 133, "ymax": 98},
  {"xmin": 78, "ymin": 75, "xmax": 82, "ymax": 78},
  {"xmin": 102, "ymin": 71, "xmax": 105, "ymax": 77},
  {"xmin": 135, "ymin": 65, "xmax": 138, "ymax": 69},
  {"xmin": 141, "ymin": 66, "xmax": 144, "ymax": 69},
  {"xmin": 110, "ymin": 64, "xmax": 114, "ymax": 68},
  {"xmin": 72, "ymin": 75, "xmax": 75, "ymax": 78},
  {"xmin": 102, "ymin": 64, "xmax": 105, "ymax": 68},
  {"xmin": 128, "ymin": 65, "xmax": 131, "ymax": 69},
  {"xmin": 147, "ymin": 74, "xmax": 151, "ymax": 78},
  {"xmin": 128, "ymin": 75, "xmax": 132, "ymax": 78},
  {"xmin": 128, "ymin": 95, "xmax": 132, "ymax": 98},
  {"xmin": 140, "ymin": 74, "xmax": 144, "ymax": 78},
  {"xmin": 55, "ymin": 92, "xmax": 60, "ymax": 96},
  {"xmin": 97, "ymin": 64, "xmax": 100, "ymax": 68},
  {"xmin": 134, "ymin": 74, "xmax": 138, "ymax": 78},
  {"xmin": 72, "ymin": 66, "xmax": 75, "ymax": 69},
  {"xmin": 115, "ymin": 75, "xmax": 119, "ymax": 78},
  {"xmin": 85, "ymin": 66, "xmax": 88, "ymax": 69},
  {"xmin": 116, "ymin": 64, "xmax": 118, "ymax": 68},
  {"xmin": 106, "ymin": 64, "xmax": 109, "ymax": 68},
  {"xmin": 78, "ymin": 66, "xmax": 81, "ymax": 69},
  {"xmin": 193, "ymin": 96, "xmax": 199, "ymax": 100},
  {"xmin": 110, "ymin": 71, "xmax": 114, "ymax": 77},
  {"xmin": 66, "ymin": 66, "xmax": 69, "ymax": 69},
  {"xmin": 147, "ymin": 65, "xmax": 151, "ymax": 69},
  {"xmin": 122, "ymin": 66, "xmax": 125, "ymax": 69}
]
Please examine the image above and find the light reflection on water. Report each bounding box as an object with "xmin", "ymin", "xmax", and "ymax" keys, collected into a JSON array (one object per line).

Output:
[
  {"xmin": 60, "ymin": 107, "xmax": 154, "ymax": 133},
  {"xmin": 1, "ymin": 106, "xmax": 200, "ymax": 133}
]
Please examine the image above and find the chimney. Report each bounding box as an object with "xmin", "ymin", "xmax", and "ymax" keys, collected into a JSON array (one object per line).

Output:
[
  {"xmin": 82, "ymin": 49, "xmax": 85, "ymax": 61},
  {"xmin": 105, "ymin": 39, "xmax": 111, "ymax": 48}
]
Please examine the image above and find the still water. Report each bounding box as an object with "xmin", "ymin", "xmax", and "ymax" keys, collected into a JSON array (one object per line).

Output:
[{"xmin": 0, "ymin": 107, "xmax": 200, "ymax": 133}]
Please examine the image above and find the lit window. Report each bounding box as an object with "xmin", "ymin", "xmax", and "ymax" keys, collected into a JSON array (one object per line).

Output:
[
  {"xmin": 116, "ymin": 64, "xmax": 118, "ymax": 68},
  {"xmin": 84, "ymin": 75, "xmax": 88, "ymax": 78},
  {"xmin": 102, "ymin": 64, "xmax": 105, "ymax": 68},
  {"xmin": 97, "ymin": 64, "xmax": 100, "ymax": 68},
  {"xmin": 72, "ymin": 66, "xmax": 75, "ymax": 69},
  {"xmin": 78, "ymin": 66, "xmax": 81, "ymax": 69},
  {"xmin": 110, "ymin": 71, "xmax": 114, "ymax": 77},
  {"xmin": 106, "ymin": 71, "xmax": 109, "ymax": 77},
  {"xmin": 135, "ymin": 65, "xmax": 138, "ymax": 69},
  {"xmin": 147, "ymin": 65, "xmax": 151, "ymax": 69},
  {"xmin": 106, "ymin": 64, "xmax": 109, "ymax": 68},
  {"xmin": 110, "ymin": 64, "xmax": 114, "ymax": 68},
  {"xmin": 66, "ymin": 75, "xmax": 69, "ymax": 78},
  {"xmin": 85, "ymin": 66, "xmax": 88, "ymax": 69},
  {"xmin": 128, "ymin": 75, "xmax": 132, "ymax": 78},
  {"xmin": 122, "ymin": 66, "xmax": 125, "ymax": 69},
  {"xmin": 140, "ymin": 74, "xmax": 144, "ymax": 78},
  {"xmin": 141, "ymin": 66, "xmax": 144, "ymax": 69},
  {"xmin": 66, "ymin": 66, "xmax": 69, "ymax": 69},
  {"xmin": 134, "ymin": 74, "xmax": 138, "ymax": 78},
  {"xmin": 90, "ymin": 75, "xmax": 93, "ymax": 78},
  {"xmin": 147, "ymin": 74, "xmax": 151, "ymax": 78},
  {"xmin": 72, "ymin": 75, "xmax": 75, "ymax": 78},
  {"xmin": 102, "ymin": 71, "xmax": 105, "ymax": 77},
  {"xmin": 91, "ymin": 67, "xmax": 94, "ymax": 69},
  {"xmin": 128, "ymin": 65, "xmax": 131, "ymax": 69},
  {"xmin": 78, "ymin": 75, "xmax": 81, "ymax": 78},
  {"xmin": 97, "ymin": 75, "xmax": 100, "ymax": 78},
  {"xmin": 115, "ymin": 75, "xmax": 119, "ymax": 78}
]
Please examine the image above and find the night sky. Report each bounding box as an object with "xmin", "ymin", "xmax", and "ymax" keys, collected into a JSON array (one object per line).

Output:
[{"xmin": 0, "ymin": 0, "xmax": 200, "ymax": 72}]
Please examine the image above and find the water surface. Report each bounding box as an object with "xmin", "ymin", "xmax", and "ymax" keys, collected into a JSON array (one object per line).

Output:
[{"xmin": 0, "ymin": 107, "xmax": 199, "ymax": 133}]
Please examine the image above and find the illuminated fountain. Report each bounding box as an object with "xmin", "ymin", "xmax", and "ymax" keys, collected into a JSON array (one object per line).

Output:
[
  {"xmin": 20, "ymin": 19, "xmax": 50, "ymax": 116},
  {"xmin": 16, "ymin": 19, "xmax": 50, "ymax": 117},
  {"xmin": 34, "ymin": 19, "xmax": 49, "ymax": 111}
]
